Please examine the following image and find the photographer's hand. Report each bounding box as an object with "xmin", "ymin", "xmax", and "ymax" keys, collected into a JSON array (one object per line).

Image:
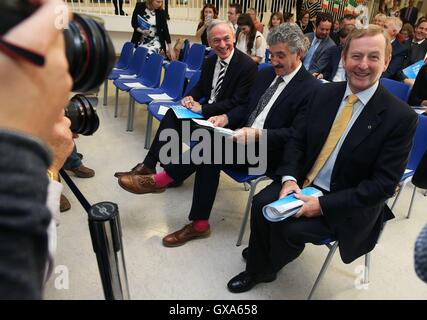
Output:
[
  {"xmin": 0, "ymin": 0, "xmax": 72, "ymax": 143},
  {"xmin": 46, "ymin": 115, "xmax": 73, "ymax": 175}
]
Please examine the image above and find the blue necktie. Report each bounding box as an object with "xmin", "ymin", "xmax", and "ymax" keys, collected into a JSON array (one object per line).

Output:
[{"xmin": 304, "ymin": 38, "xmax": 318, "ymax": 70}]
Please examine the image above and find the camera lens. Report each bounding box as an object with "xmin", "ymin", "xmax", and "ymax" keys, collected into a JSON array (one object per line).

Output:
[
  {"xmin": 64, "ymin": 14, "xmax": 116, "ymax": 92},
  {"xmin": 65, "ymin": 94, "xmax": 100, "ymax": 136}
]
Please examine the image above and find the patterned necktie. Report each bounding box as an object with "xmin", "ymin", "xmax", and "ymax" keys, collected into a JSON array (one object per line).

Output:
[
  {"xmin": 246, "ymin": 77, "xmax": 284, "ymax": 126},
  {"xmin": 212, "ymin": 60, "xmax": 228, "ymax": 102},
  {"xmin": 303, "ymin": 94, "xmax": 359, "ymax": 188}
]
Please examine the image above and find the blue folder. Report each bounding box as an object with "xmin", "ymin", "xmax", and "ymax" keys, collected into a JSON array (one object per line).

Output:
[
  {"xmin": 137, "ymin": 15, "xmax": 152, "ymax": 30},
  {"xmin": 168, "ymin": 104, "xmax": 204, "ymax": 119},
  {"xmin": 402, "ymin": 60, "xmax": 425, "ymax": 79}
]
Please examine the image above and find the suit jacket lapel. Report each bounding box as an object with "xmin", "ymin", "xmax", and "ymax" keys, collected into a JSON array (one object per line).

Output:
[
  {"xmin": 335, "ymin": 85, "xmax": 386, "ymax": 163},
  {"xmin": 205, "ymin": 56, "xmax": 216, "ymax": 94},
  {"xmin": 264, "ymin": 67, "xmax": 305, "ymax": 124}
]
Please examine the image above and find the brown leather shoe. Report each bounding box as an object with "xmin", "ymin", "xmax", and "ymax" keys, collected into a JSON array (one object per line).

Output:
[
  {"xmin": 60, "ymin": 194, "xmax": 71, "ymax": 212},
  {"xmin": 118, "ymin": 174, "xmax": 165, "ymax": 194},
  {"xmin": 162, "ymin": 223, "xmax": 211, "ymax": 247},
  {"xmin": 68, "ymin": 164, "xmax": 95, "ymax": 178},
  {"xmin": 114, "ymin": 163, "xmax": 156, "ymax": 178}
]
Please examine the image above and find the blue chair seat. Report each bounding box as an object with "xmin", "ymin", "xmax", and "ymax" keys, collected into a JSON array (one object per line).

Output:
[{"xmin": 223, "ymin": 169, "xmax": 265, "ymax": 183}]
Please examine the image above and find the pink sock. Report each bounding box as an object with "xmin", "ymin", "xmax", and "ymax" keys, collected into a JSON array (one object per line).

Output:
[
  {"xmin": 193, "ymin": 220, "xmax": 209, "ymax": 232},
  {"xmin": 153, "ymin": 171, "xmax": 174, "ymax": 188}
]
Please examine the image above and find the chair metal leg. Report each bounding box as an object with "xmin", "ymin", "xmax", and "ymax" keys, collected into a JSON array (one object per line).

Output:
[
  {"xmin": 236, "ymin": 181, "xmax": 256, "ymax": 247},
  {"xmin": 308, "ymin": 241, "xmax": 339, "ymax": 300},
  {"xmin": 390, "ymin": 182, "xmax": 405, "ymax": 211},
  {"xmin": 407, "ymin": 186, "xmax": 417, "ymax": 219},
  {"xmin": 363, "ymin": 252, "xmax": 371, "ymax": 284},
  {"xmin": 144, "ymin": 112, "xmax": 153, "ymax": 150},
  {"xmin": 114, "ymin": 87, "xmax": 119, "ymax": 117},
  {"xmin": 243, "ymin": 182, "xmax": 250, "ymax": 191},
  {"xmin": 127, "ymin": 98, "xmax": 135, "ymax": 131},
  {"xmin": 103, "ymin": 79, "xmax": 108, "ymax": 106}
]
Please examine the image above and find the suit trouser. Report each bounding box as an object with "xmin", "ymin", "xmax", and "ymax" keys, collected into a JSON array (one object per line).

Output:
[
  {"xmin": 246, "ymin": 180, "xmax": 334, "ymax": 275},
  {"xmin": 143, "ymin": 109, "xmax": 192, "ymax": 169},
  {"xmin": 163, "ymin": 152, "xmax": 256, "ymax": 221}
]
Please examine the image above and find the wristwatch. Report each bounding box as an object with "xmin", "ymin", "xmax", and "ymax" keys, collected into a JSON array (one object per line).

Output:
[{"xmin": 47, "ymin": 169, "xmax": 60, "ymax": 182}]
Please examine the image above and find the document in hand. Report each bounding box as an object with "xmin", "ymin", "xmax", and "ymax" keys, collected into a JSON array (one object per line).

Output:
[
  {"xmin": 137, "ymin": 15, "xmax": 152, "ymax": 30},
  {"xmin": 159, "ymin": 104, "xmax": 204, "ymax": 119},
  {"xmin": 402, "ymin": 60, "xmax": 424, "ymax": 79},
  {"xmin": 191, "ymin": 119, "xmax": 235, "ymax": 136},
  {"xmin": 263, "ymin": 187, "xmax": 323, "ymax": 222}
]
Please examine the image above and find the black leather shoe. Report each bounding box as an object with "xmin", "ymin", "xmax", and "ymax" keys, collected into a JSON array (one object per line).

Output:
[
  {"xmin": 227, "ymin": 271, "xmax": 277, "ymax": 293},
  {"xmin": 242, "ymin": 247, "xmax": 249, "ymax": 260}
]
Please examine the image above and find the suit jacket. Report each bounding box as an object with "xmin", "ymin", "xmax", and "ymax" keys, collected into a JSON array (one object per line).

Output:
[
  {"xmin": 400, "ymin": 6, "xmax": 419, "ymax": 26},
  {"xmin": 382, "ymin": 40, "xmax": 407, "ymax": 79},
  {"xmin": 225, "ymin": 66, "xmax": 320, "ymax": 171},
  {"xmin": 188, "ymin": 49, "xmax": 257, "ymax": 118},
  {"xmin": 305, "ymin": 33, "xmax": 336, "ymax": 73},
  {"xmin": 276, "ymin": 82, "xmax": 418, "ymax": 263},
  {"xmin": 130, "ymin": 2, "xmax": 171, "ymax": 52},
  {"xmin": 397, "ymin": 39, "xmax": 427, "ymax": 81},
  {"xmin": 408, "ymin": 64, "xmax": 427, "ymax": 106},
  {"xmin": 320, "ymin": 45, "xmax": 343, "ymax": 81}
]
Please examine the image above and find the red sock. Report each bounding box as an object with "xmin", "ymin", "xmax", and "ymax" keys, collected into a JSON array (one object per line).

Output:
[
  {"xmin": 192, "ymin": 220, "xmax": 209, "ymax": 232},
  {"xmin": 153, "ymin": 171, "xmax": 174, "ymax": 188}
]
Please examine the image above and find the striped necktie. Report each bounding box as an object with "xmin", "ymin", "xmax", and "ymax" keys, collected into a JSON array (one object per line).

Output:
[
  {"xmin": 213, "ymin": 60, "xmax": 228, "ymax": 102},
  {"xmin": 303, "ymin": 94, "xmax": 359, "ymax": 188}
]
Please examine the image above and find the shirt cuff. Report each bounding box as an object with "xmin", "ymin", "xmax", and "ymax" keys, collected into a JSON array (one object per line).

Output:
[{"xmin": 282, "ymin": 176, "xmax": 297, "ymax": 184}]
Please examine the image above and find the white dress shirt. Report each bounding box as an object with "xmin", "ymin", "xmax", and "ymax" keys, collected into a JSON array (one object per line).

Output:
[{"xmin": 251, "ymin": 63, "xmax": 302, "ymax": 129}]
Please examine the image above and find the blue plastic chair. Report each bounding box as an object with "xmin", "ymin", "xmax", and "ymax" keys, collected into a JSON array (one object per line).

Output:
[
  {"xmin": 184, "ymin": 43, "xmax": 206, "ymax": 79},
  {"xmin": 258, "ymin": 62, "xmax": 272, "ymax": 71},
  {"xmin": 127, "ymin": 60, "xmax": 187, "ymax": 131},
  {"xmin": 222, "ymin": 169, "xmax": 271, "ymax": 246},
  {"xmin": 114, "ymin": 41, "xmax": 134, "ymax": 69},
  {"xmin": 113, "ymin": 53, "xmax": 164, "ymax": 117},
  {"xmin": 179, "ymin": 39, "xmax": 190, "ymax": 62},
  {"xmin": 265, "ymin": 48, "xmax": 270, "ymax": 63},
  {"xmin": 380, "ymin": 78, "xmax": 411, "ymax": 102},
  {"xmin": 103, "ymin": 47, "xmax": 148, "ymax": 106},
  {"xmin": 145, "ymin": 71, "xmax": 201, "ymax": 149},
  {"xmin": 390, "ymin": 114, "xmax": 427, "ymax": 218}
]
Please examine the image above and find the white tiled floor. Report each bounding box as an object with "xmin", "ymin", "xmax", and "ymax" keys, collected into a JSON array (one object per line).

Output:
[{"xmin": 44, "ymin": 82, "xmax": 427, "ymax": 300}]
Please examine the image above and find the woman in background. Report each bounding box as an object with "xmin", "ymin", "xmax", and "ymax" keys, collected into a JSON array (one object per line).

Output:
[
  {"xmin": 130, "ymin": 0, "xmax": 175, "ymax": 60},
  {"xmin": 236, "ymin": 14, "xmax": 267, "ymax": 64},
  {"xmin": 196, "ymin": 4, "xmax": 218, "ymax": 46},
  {"xmin": 301, "ymin": 0, "xmax": 321, "ymax": 23},
  {"xmin": 264, "ymin": 12, "xmax": 284, "ymax": 39},
  {"xmin": 297, "ymin": 9, "xmax": 314, "ymax": 34}
]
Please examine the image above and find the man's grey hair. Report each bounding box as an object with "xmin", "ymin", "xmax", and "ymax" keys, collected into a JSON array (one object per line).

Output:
[
  {"xmin": 267, "ymin": 23, "xmax": 309, "ymax": 57},
  {"xmin": 207, "ymin": 19, "xmax": 235, "ymax": 39}
]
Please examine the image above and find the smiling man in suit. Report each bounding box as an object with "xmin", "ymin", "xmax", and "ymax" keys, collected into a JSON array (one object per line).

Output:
[
  {"xmin": 117, "ymin": 23, "xmax": 320, "ymax": 247},
  {"xmin": 227, "ymin": 25, "xmax": 418, "ymax": 293},
  {"xmin": 114, "ymin": 20, "xmax": 257, "ymax": 179}
]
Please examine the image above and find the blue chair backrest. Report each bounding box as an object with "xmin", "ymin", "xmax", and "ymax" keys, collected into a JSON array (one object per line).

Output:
[
  {"xmin": 115, "ymin": 41, "xmax": 134, "ymax": 69},
  {"xmin": 265, "ymin": 48, "xmax": 270, "ymax": 63},
  {"xmin": 160, "ymin": 60, "xmax": 187, "ymax": 99},
  {"xmin": 380, "ymin": 78, "xmax": 411, "ymax": 102},
  {"xmin": 179, "ymin": 39, "xmax": 190, "ymax": 61},
  {"xmin": 139, "ymin": 52, "xmax": 164, "ymax": 87},
  {"xmin": 127, "ymin": 47, "xmax": 148, "ymax": 75},
  {"xmin": 258, "ymin": 62, "xmax": 272, "ymax": 71},
  {"xmin": 184, "ymin": 43, "xmax": 206, "ymax": 70},
  {"xmin": 183, "ymin": 71, "xmax": 201, "ymax": 96},
  {"xmin": 407, "ymin": 114, "xmax": 427, "ymax": 171}
]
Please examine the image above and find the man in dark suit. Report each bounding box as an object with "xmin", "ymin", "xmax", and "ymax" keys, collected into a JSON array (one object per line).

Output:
[
  {"xmin": 400, "ymin": 0, "xmax": 419, "ymax": 26},
  {"xmin": 303, "ymin": 12, "xmax": 336, "ymax": 75},
  {"xmin": 227, "ymin": 25, "xmax": 418, "ymax": 293},
  {"xmin": 330, "ymin": 14, "xmax": 355, "ymax": 45},
  {"xmin": 398, "ymin": 20, "xmax": 427, "ymax": 83},
  {"xmin": 117, "ymin": 24, "xmax": 320, "ymax": 247},
  {"xmin": 382, "ymin": 17, "xmax": 407, "ymax": 79},
  {"xmin": 314, "ymin": 26, "xmax": 353, "ymax": 82},
  {"xmin": 114, "ymin": 20, "xmax": 257, "ymax": 178}
]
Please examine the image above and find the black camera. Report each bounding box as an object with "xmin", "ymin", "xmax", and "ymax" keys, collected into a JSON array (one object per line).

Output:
[{"xmin": 0, "ymin": 1, "xmax": 116, "ymax": 135}]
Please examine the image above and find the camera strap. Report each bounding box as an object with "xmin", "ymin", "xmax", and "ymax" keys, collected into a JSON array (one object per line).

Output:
[{"xmin": 0, "ymin": 37, "xmax": 45, "ymax": 66}]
